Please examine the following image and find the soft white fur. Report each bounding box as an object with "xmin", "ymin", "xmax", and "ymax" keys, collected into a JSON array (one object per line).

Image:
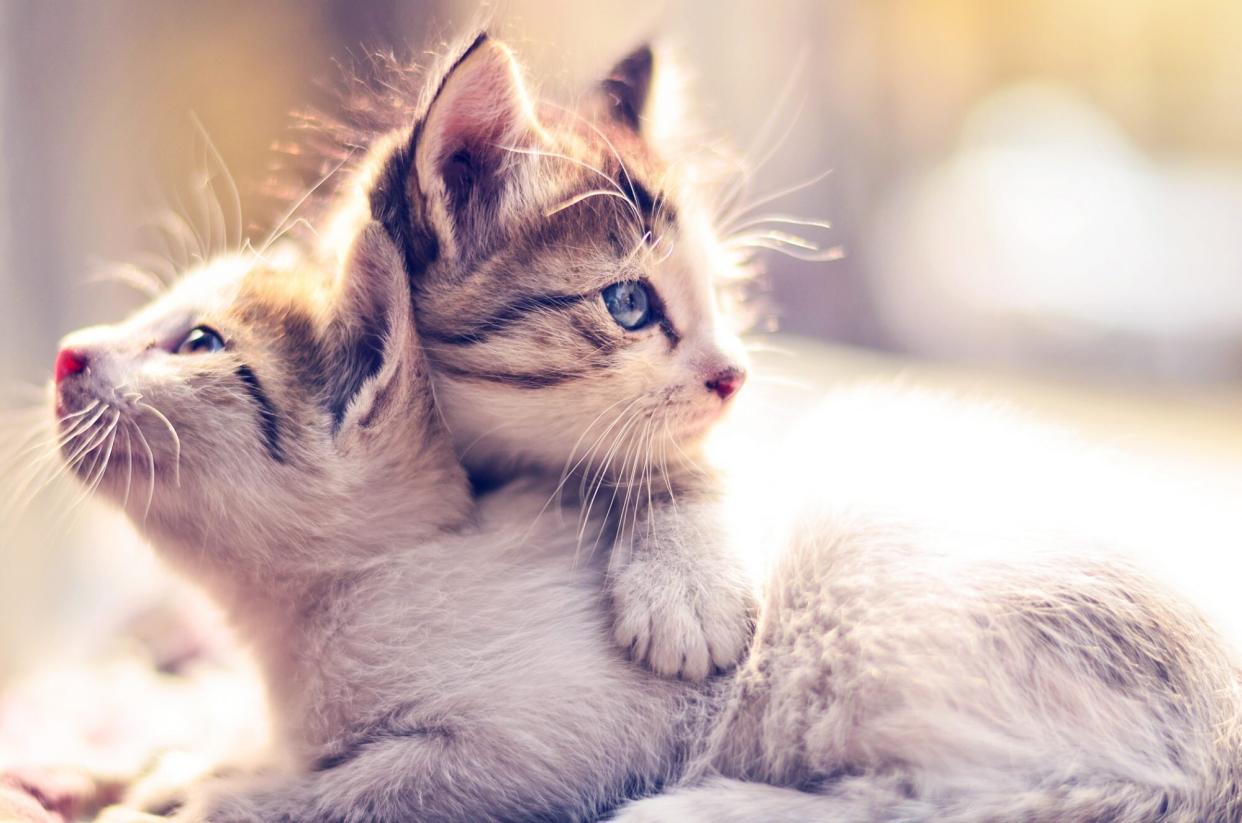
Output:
[
  {"xmin": 614, "ymin": 388, "xmax": 1242, "ymax": 820},
  {"xmin": 173, "ymin": 485, "xmax": 698, "ymax": 822}
]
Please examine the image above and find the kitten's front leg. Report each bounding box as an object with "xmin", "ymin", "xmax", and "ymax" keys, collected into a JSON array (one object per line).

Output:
[
  {"xmin": 610, "ymin": 499, "xmax": 756, "ymax": 680},
  {"xmin": 140, "ymin": 771, "xmax": 364, "ymax": 823},
  {"xmin": 147, "ymin": 728, "xmax": 586, "ymax": 823}
]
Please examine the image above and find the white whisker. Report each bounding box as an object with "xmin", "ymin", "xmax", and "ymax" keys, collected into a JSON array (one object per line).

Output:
[
  {"xmin": 718, "ymin": 169, "xmax": 834, "ymax": 236},
  {"xmin": 713, "ymin": 51, "xmax": 808, "ymax": 225},
  {"xmin": 522, "ymin": 396, "xmax": 637, "ymax": 547},
  {"xmin": 192, "ymin": 111, "xmax": 245, "ymax": 252},
  {"xmin": 86, "ymin": 262, "xmax": 165, "ymax": 299},
  {"xmin": 259, "ymin": 150, "xmax": 356, "ymax": 258},
  {"xmin": 131, "ymin": 420, "xmax": 157, "ymax": 522},
  {"xmin": 577, "ymin": 408, "xmax": 645, "ymax": 561},
  {"xmin": 498, "ymin": 143, "xmax": 644, "ymax": 232},
  {"xmin": 120, "ymin": 423, "xmax": 134, "ymax": 510},
  {"xmin": 727, "ymin": 213, "xmax": 833, "ymax": 233},
  {"xmin": 545, "ymin": 189, "xmax": 641, "ymax": 219},
  {"xmin": 659, "ymin": 417, "xmax": 678, "ymax": 512},
  {"xmin": 168, "ymin": 185, "xmax": 208, "ymax": 264},
  {"xmin": 543, "ymin": 101, "xmax": 648, "ymax": 232},
  {"xmin": 727, "ymin": 236, "xmax": 844, "ymax": 263},
  {"xmin": 137, "ymin": 400, "xmax": 181, "ymax": 487}
]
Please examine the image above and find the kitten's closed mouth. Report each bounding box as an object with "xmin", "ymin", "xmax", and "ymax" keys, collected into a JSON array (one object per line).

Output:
[{"xmin": 672, "ymin": 400, "xmax": 730, "ymax": 435}]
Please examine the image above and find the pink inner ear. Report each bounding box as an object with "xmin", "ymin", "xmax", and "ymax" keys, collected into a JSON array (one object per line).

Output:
[
  {"xmin": 427, "ymin": 43, "xmax": 535, "ymax": 170},
  {"xmin": 434, "ymin": 88, "xmax": 512, "ymax": 198}
]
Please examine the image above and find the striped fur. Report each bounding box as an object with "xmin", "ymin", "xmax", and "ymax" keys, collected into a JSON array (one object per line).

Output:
[
  {"xmin": 332, "ymin": 34, "xmax": 758, "ymax": 680},
  {"xmin": 50, "ymin": 31, "xmax": 1242, "ymax": 823},
  {"xmin": 53, "ymin": 226, "xmax": 704, "ymax": 821}
]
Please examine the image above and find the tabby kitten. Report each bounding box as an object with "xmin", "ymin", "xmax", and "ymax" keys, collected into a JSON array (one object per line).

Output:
[
  {"xmin": 53, "ymin": 221, "xmax": 698, "ymax": 822},
  {"xmin": 325, "ymin": 34, "xmax": 756, "ymax": 680}
]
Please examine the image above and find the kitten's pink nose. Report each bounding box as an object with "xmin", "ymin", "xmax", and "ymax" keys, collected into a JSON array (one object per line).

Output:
[
  {"xmin": 54, "ymin": 348, "xmax": 88, "ymax": 384},
  {"xmin": 705, "ymin": 366, "xmax": 746, "ymax": 401}
]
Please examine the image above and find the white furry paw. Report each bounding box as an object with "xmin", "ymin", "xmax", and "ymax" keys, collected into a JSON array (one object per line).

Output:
[{"xmin": 611, "ymin": 555, "xmax": 755, "ymax": 681}]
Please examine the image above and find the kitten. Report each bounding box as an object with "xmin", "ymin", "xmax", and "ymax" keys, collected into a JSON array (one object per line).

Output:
[
  {"xmin": 53, "ymin": 220, "xmax": 701, "ymax": 821},
  {"xmin": 48, "ymin": 31, "xmax": 1242, "ymax": 823},
  {"xmin": 321, "ymin": 34, "xmax": 757, "ymax": 680}
]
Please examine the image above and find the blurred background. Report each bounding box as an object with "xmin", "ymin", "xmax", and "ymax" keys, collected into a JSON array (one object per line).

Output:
[
  {"xmin": 2, "ymin": 0, "xmax": 1242, "ymax": 800},
  {"xmin": 5, "ymin": 0, "xmax": 1242, "ymax": 383}
]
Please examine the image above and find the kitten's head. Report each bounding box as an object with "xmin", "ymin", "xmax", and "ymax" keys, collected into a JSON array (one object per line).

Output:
[
  {"xmin": 52, "ymin": 224, "xmax": 468, "ymax": 576},
  {"xmin": 352, "ymin": 35, "xmax": 750, "ymax": 483}
]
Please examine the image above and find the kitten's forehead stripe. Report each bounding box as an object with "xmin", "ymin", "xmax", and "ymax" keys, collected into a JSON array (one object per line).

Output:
[
  {"xmin": 436, "ymin": 360, "xmax": 586, "ymax": 389},
  {"xmin": 422, "ymin": 291, "xmax": 597, "ymax": 347},
  {"xmin": 234, "ymin": 293, "xmax": 322, "ymax": 375},
  {"xmin": 614, "ymin": 174, "xmax": 676, "ymax": 235},
  {"xmin": 230, "ymin": 279, "xmax": 392, "ymax": 439},
  {"xmin": 628, "ymin": 179, "xmax": 656, "ymax": 220}
]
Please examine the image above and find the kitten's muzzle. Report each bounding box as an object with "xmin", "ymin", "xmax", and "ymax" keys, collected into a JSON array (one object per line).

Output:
[{"xmin": 53, "ymin": 346, "xmax": 92, "ymax": 417}]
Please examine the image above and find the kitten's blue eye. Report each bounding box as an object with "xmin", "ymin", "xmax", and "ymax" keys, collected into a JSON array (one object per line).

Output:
[
  {"xmin": 602, "ymin": 281, "xmax": 653, "ymax": 330},
  {"xmin": 176, "ymin": 326, "xmax": 225, "ymax": 355}
]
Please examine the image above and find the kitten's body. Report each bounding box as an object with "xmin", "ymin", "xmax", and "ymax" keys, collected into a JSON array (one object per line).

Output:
[
  {"xmin": 177, "ymin": 482, "xmax": 699, "ymax": 821},
  {"xmin": 50, "ymin": 242, "xmax": 1242, "ymax": 823},
  {"xmin": 52, "ymin": 225, "xmax": 700, "ymax": 821},
  {"xmin": 43, "ymin": 32, "xmax": 1242, "ymax": 823},
  {"xmin": 676, "ymin": 525, "xmax": 1242, "ymax": 821},
  {"xmin": 614, "ymin": 387, "xmax": 1242, "ymax": 821},
  {"xmin": 323, "ymin": 36, "xmax": 758, "ymax": 680}
]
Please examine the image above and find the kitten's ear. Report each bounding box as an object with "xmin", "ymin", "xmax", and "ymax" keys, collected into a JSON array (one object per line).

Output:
[
  {"xmin": 410, "ymin": 33, "xmax": 542, "ymax": 261},
  {"xmin": 325, "ymin": 222, "xmax": 427, "ymax": 438},
  {"xmin": 592, "ymin": 44, "xmax": 654, "ymax": 132}
]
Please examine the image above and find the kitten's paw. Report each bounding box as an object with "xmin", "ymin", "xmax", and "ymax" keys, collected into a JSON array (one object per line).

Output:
[{"xmin": 611, "ymin": 559, "xmax": 754, "ymax": 681}]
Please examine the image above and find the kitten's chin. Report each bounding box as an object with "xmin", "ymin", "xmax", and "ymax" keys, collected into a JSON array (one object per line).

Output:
[
  {"xmin": 63, "ymin": 440, "xmax": 174, "ymax": 519},
  {"xmin": 669, "ymin": 402, "xmax": 730, "ymax": 444}
]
